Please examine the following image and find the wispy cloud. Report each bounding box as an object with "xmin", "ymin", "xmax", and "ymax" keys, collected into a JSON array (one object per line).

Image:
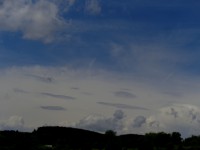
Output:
[
  {"xmin": 97, "ymin": 102, "xmax": 148, "ymax": 110},
  {"xmin": 85, "ymin": 0, "xmax": 101, "ymax": 15},
  {"xmin": 41, "ymin": 92, "xmax": 76, "ymax": 100}
]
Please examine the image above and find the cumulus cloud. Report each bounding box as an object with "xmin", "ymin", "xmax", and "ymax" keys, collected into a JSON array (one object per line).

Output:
[
  {"xmin": 97, "ymin": 102, "xmax": 148, "ymax": 110},
  {"xmin": 143, "ymin": 104, "xmax": 200, "ymax": 137},
  {"xmin": 114, "ymin": 91, "xmax": 136, "ymax": 99},
  {"xmin": 40, "ymin": 106, "xmax": 66, "ymax": 111},
  {"xmin": 0, "ymin": 0, "xmax": 66, "ymax": 43},
  {"xmin": 75, "ymin": 110, "xmax": 125, "ymax": 133},
  {"xmin": 85, "ymin": 0, "xmax": 101, "ymax": 15}
]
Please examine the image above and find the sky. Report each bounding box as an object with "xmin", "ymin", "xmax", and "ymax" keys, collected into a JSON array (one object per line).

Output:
[{"xmin": 1, "ymin": 0, "xmax": 200, "ymax": 138}]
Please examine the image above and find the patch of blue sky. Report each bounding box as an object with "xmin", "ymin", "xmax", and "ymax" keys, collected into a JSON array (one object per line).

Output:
[
  {"xmin": 0, "ymin": 32, "xmax": 56, "ymax": 66},
  {"xmin": 0, "ymin": 0, "xmax": 200, "ymax": 74}
]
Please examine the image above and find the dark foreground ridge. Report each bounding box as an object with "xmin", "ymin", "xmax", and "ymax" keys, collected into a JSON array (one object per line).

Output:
[{"xmin": 0, "ymin": 126, "xmax": 199, "ymax": 150}]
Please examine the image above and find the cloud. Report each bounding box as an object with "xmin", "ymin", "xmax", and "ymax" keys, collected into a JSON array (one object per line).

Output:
[
  {"xmin": 0, "ymin": 116, "xmax": 26, "ymax": 131},
  {"xmin": 113, "ymin": 109, "xmax": 125, "ymax": 120},
  {"xmin": 40, "ymin": 106, "xmax": 66, "ymax": 111},
  {"xmin": 75, "ymin": 110, "xmax": 125, "ymax": 133},
  {"xmin": 1, "ymin": 65, "xmax": 200, "ymax": 136},
  {"xmin": 85, "ymin": 0, "xmax": 101, "ymax": 15},
  {"xmin": 143, "ymin": 104, "xmax": 200, "ymax": 137},
  {"xmin": 0, "ymin": 0, "xmax": 66, "ymax": 43},
  {"xmin": 133, "ymin": 116, "xmax": 146, "ymax": 128},
  {"xmin": 97, "ymin": 102, "xmax": 148, "ymax": 110},
  {"xmin": 114, "ymin": 91, "xmax": 136, "ymax": 99},
  {"xmin": 41, "ymin": 92, "xmax": 76, "ymax": 100}
]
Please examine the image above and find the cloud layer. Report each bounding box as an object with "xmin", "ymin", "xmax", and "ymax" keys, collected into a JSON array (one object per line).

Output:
[{"xmin": 0, "ymin": 66, "xmax": 199, "ymax": 138}]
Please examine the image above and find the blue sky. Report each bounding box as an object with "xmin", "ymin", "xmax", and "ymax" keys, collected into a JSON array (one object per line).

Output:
[{"xmin": 1, "ymin": 0, "xmax": 200, "ymax": 137}]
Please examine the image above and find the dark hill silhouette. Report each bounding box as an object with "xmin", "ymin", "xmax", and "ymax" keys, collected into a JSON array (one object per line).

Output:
[
  {"xmin": 0, "ymin": 126, "xmax": 198, "ymax": 150},
  {"xmin": 119, "ymin": 134, "xmax": 145, "ymax": 149},
  {"xmin": 34, "ymin": 126, "xmax": 105, "ymax": 149}
]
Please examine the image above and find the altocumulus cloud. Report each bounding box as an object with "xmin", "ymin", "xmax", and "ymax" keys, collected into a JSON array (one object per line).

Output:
[{"xmin": 0, "ymin": 0, "xmax": 66, "ymax": 43}]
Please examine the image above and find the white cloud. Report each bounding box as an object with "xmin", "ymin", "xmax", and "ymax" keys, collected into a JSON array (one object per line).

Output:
[
  {"xmin": 85, "ymin": 0, "xmax": 101, "ymax": 15},
  {"xmin": 0, "ymin": 0, "xmax": 66, "ymax": 43}
]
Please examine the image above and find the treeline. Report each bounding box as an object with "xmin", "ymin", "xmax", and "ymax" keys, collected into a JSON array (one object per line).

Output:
[{"xmin": 0, "ymin": 126, "xmax": 200, "ymax": 150}]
